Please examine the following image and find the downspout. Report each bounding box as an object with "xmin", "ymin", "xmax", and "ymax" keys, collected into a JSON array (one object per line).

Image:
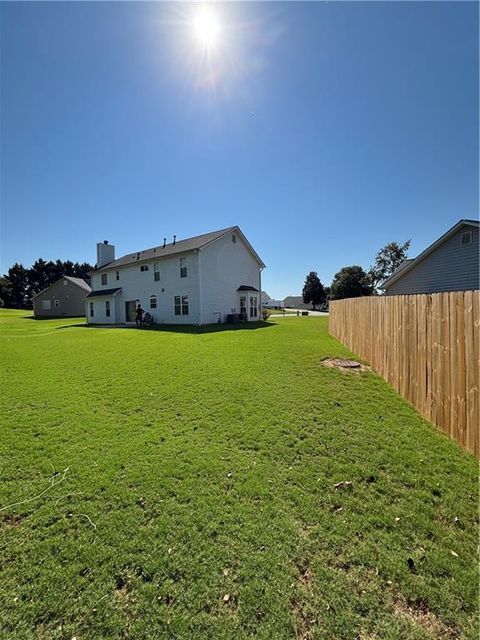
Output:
[
  {"xmin": 197, "ymin": 249, "xmax": 203, "ymax": 325},
  {"xmin": 259, "ymin": 266, "xmax": 264, "ymax": 317}
]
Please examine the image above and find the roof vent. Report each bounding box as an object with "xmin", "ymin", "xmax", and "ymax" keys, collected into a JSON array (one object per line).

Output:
[
  {"xmin": 173, "ymin": 235, "xmax": 176, "ymax": 245},
  {"xmin": 103, "ymin": 240, "xmax": 109, "ymax": 245},
  {"xmin": 163, "ymin": 238, "xmax": 166, "ymax": 249}
]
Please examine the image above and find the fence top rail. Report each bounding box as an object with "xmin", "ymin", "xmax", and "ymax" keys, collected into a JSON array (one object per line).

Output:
[{"xmin": 329, "ymin": 290, "xmax": 479, "ymax": 305}]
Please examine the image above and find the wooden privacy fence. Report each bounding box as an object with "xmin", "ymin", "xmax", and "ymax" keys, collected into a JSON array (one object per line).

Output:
[{"xmin": 329, "ymin": 292, "xmax": 479, "ymax": 457}]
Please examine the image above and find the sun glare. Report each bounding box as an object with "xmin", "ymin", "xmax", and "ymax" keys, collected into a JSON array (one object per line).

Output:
[{"xmin": 192, "ymin": 7, "xmax": 220, "ymax": 49}]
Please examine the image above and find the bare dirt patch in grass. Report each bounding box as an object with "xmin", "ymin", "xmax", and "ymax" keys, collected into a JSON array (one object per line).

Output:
[
  {"xmin": 322, "ymin": 358, "xmax": 370, "ymax": 373},
  {"xmin": 393, "ymin": 597, "xmax": 459, "ymax": 639}
]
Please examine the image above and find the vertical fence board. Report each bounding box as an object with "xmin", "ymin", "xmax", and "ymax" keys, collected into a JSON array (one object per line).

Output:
[{"xmin": 329, "ymin": 292, "xmax": 479, "ymax": 457}]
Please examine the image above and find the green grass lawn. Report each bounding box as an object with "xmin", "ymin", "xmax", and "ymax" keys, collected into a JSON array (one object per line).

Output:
[{"xmin": 1, "ymin": 309, "xmax": 478, "ymax": 640}]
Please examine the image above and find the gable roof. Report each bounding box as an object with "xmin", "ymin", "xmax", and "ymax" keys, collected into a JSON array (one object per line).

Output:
[
  {"xmin": 382, "ymin": 219, "xmax": 479, "ymax": 289},
  {"xmin": 64, "ymin": 276, "xmax": 92, "ymax": 292},
  {"xmin": 31, "ymin": 276, "xmax": 91, "ymax": 299},
  {"xmin": 91, "ymin": 226, "xmax": 265, "ymax": 272}
]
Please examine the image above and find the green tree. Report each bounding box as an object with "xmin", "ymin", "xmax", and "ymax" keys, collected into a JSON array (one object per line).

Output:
[
  {"xmin": 302, "ymin": 271, "xmax": 326, "ymax": 309},
  {"xmin": 330, "ymin": 266, "xmax": 373, "ymax": 300},
  {"xmin": 4, "ymin": 263, "xmax": 30, "ymax": 308},
  {"xmin": 369, "ymin": 240, "xmax": 411, "ymax": 289}
]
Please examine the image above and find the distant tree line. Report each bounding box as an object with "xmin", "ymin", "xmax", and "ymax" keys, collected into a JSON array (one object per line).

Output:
[
  {"xmin": 0, "ymin": 259, "xmax": 94, "ymax": 309},
  {"xmin": 302, "ymin": 240, "xmax": 410, "ymax": 305}
]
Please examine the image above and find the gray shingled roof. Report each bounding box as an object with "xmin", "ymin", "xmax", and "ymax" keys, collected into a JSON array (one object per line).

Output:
[
  {"xmin": 31, "ymin": 276, "xmax": 91, "ymax": 299},
  {"xmin": 94, "ymin": 227, "xmax": 238, "ymax": 271},
  {"xmin": 86, "ymin": 287, "xmax": 122, "ymax": 298},
  {"xmin": 64, "ymin": 276, "xmax": 92, "ymax": 292}
]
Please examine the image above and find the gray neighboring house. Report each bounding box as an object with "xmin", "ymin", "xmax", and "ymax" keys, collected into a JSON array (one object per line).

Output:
[
  {"xmin": 382, "ymin": 219, "xmax": 479, "ymax": 295},
  {"xmin": 284, "ymin": 296, "xmax": 309, "ymax": 309},
  {"xmin": 32, "ymin": 276, "xmax": 91, "ymax": 317}
]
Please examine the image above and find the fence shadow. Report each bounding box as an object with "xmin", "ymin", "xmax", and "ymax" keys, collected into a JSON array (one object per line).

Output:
[{"xmin": 55, "ymin": 321, "xmax": 277, "ymax": 334}]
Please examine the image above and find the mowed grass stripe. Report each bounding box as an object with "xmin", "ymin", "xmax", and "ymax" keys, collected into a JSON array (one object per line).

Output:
[{"xmin": 0, "ymin": 310, "xmax": 477, "ymax": 640}]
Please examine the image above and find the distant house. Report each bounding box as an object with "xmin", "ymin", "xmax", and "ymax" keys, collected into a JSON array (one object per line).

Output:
[
  {"xmin": 32, "ymin": 276, "xmax": 91, "ymax": 317},
  {"xmin": 382, "ymin": 219, "xmax": 479, "ymax": 295},
  {"xmin": 261, "ymin": 291, "xmax": 271, "ymax": 304},
  {"xmin": 263, "ymin": 299, "xmax": 284, "ymax": 309},
  {"xmin": 86, "ymin": 226, "xmax": 265, "ymax": 325},
  {"xmin": 284, "ymin": 296, "xmax": 309, "ymax": 309}
]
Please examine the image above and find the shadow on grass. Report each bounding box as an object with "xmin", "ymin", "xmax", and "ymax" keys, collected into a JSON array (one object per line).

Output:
[
  {"xmin": 55, "ymin": 321, "xmax": 277, "ymax": 334},
  {"xmin": 24, "ymin": 315, "xmax": 85, "ymax": 321}
]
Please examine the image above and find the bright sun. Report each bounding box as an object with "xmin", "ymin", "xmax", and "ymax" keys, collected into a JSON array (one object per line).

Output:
[{"xmin": 192, "ymin": 7, "xmax": 220, "ymax": 49}]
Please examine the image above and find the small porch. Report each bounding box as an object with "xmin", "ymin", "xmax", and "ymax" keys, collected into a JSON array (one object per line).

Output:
[{"xmin": 86, "ymin": 288, "xmax": 122, "ymax": 324}]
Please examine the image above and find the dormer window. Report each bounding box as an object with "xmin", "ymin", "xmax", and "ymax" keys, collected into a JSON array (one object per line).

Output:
[
  {"xmin": 101, "ymin": 273, "xmax": 108, "ymax": 285},
  {"xmin": 461, "ymin": 230, "xmax": 472, "ymax": 246}
]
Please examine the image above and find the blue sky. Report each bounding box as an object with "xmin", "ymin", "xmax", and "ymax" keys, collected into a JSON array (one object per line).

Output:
[{"xmin": 1, "ymin": 1, "xmax": 478, "ymax": 298}]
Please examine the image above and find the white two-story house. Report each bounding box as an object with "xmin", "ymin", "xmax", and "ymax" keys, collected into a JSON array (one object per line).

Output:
[{"xmin": 86, "ymin": 226, "xmax": 265, "ymax": 325}]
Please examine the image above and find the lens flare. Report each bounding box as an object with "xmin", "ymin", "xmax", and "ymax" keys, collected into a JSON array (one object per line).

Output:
[{"xmin": 192, "ymin": 7, "xmax": 220, "ymax": 49}]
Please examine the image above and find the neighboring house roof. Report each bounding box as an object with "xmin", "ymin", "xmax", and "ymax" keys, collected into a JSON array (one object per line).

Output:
[
  {"xmin": 382, "ymin": 219, "xmax": 479, "ymax": 289},
  {"xmin": 86, "ymin": 287, "xmax": 122, "ymax": 298},
  {"xmin": 91, "ymin": 226, "xmax": 265, "ymax": 272},
  {"xmin": 64, "ymin": 276, "xmax": 92, "ymax": 292},
  {"xmin": 237, "ymin": 285, "xmax": 259, "ymax": 292},
  {"xmin": 31, "ymin": 276, "xmax": 91, "ymax": 299}
]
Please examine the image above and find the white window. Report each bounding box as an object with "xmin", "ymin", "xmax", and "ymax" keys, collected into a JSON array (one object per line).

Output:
[
  {"xmin": 105, "ymin": 300, "xmax": 110, "ymax": 317},
  {"xmin": 63, "ymin": 280, "xmax": 68, "ymax": 286},
  {"xmin": 42, "ymin": 300, "xmax": 51, "ymax": 310},
  {"xmin": 101, "ymin": 273, "xmax": 108, "ymax": 285},
  {"xmin": 150, "ymin": 295, "xmax": 157, "ymax": 309},
  {"xmin": 180, "ymin": 257, "xmax": 187, "ymax": 278},
  {"xmin": 174, "ymin": 295, "xmax": 189, "ymax": 315},
  {"xmin": 249, "ymin": 296, "xmax": 258, "ymax": 318},
  {"xmin": 154, "ymin": 263, "xmax": 160, "ymax": 281},
  {"xmin": 54, "ymin": 300, "xmax": 60, "ymax": 308},
  {"xmin": 461, "ymin": 231, "xmax": 472, "ymax": 246},
  {"xmin": 116, "ymin": 271, "xmax": 120, "ymax": 281},
  {"xmin": 240, "ymin": 296, "xmax": 246, "ymax": 316},
  {"xmin": 89, "ymin": 302, "xmax": 94, "ymax": 317},
  {"xmin": 140, "ymin": 264, "xmax": 149, "ymax": 272}
]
